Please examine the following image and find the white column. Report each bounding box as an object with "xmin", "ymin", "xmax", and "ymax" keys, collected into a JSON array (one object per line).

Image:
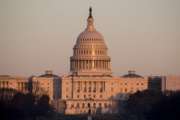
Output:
[{"xmin": 92, "ymin": 60, "xmax": 95, "ymax": 69}]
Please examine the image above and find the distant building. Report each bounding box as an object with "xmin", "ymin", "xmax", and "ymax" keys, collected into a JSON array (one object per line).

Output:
[
  {"xmin": 31, "ymin": 70, "xmax": 61, "ymax": 101},
  {"xmin": 148, "ymin": 75, "xmax": 180, "ymax": 92},
  {"xmin": 148, "ymin": 76, "xmax": 166, "ymax": 91},
  {"xmin": 0, "ymin": 71, "xmax": 61, "ymax": 102},
  {"xmin": 0, "ymin": 75, "xmax": 29, "ymax": 93},
  {"xmin": 164, "ymin": 75, "xmax": 180, "ymax": 91}
]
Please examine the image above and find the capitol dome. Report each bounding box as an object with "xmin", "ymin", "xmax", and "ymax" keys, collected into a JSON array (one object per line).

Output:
[
  {"xmin": 70, "ymin": 7, "xmax": 111, "ymax": 76},
  {"xmin": 77, "ymin": 30, "xmax": 104, "ymax": 43}
]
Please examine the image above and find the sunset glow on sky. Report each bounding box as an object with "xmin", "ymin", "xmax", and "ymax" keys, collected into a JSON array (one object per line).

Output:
[{"xmin": 0, "ymin": 0, "xmax": 179, "ymax": 76}]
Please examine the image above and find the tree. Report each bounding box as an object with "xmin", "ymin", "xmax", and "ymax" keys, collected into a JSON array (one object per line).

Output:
[
  {"xmin": 147, "ymin": 91, "xmax": 180, "ymax": 120},
  {"xmin": 36, "ymin": 95, "xmax": 53, "ymax": 116},
  {"xmin": 119, "ymin": 90, "xmax": 165, "ymax": 120},
  {"xmin": 0, "ymin": 88, "xmax": 54, "ymax": 120}
]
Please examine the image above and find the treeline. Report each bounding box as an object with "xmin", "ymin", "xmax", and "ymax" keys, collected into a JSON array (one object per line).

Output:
[
  {"xmin": 1, "ymin": 88, "xmax": 180, "ymax": 120},
  {"xmin": 0, "ymin": 88, "xmax": 54, "ymax": 120},
  {"xmin": 89, "ymin": 90, "xmax": 180, "ymax": 120},
  {"xmin": 56, "ymin": 90, "xmax": 180, "ymax": 120},
  {"xmin": 118, "ymin": 90, "xmax": 180, "ymax": 120}
]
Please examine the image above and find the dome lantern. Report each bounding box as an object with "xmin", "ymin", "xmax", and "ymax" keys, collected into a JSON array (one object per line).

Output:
[
  {"xmin": 88, "ymin": 7, "xmax": 92, "ymax": 18},
  {"xmin": 86, "ymin": 7, "xmax": 95, "ymax": 32}
]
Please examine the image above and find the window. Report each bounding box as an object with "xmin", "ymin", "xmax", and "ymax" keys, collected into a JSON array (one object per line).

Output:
[
  {"xmin": 99, "ymin": 103, "xmax": 102, "ymax": 108},
  {"xmin": 93, "ymin": 89, "xmax": 96, "ymax": 92},
  {"xmin": 88, "ymin": 94, "xmax": 91, "ymax": 98},
  {"xmin": 76, "ymin": 103, "xmax": 80, "ymax": 108},
  {"xmin": 88, "ymin": 87, "xmax": 91, "ymax": 92},
  {"xmin": 104, "ymin": 103, "xmax": 107, "ymax": 108},
  {"xmin": 88, "ymin": 103, "xmax": 91, "ymax": 108},
  {"xmin": 77, "ymin": 89, "xmax": 80, "ymax": 92},
  {"xmin": 82, "ymin": 103, "xmax": 85, "ymax": 108},
  {"xmin": 93, "ymin": 95, "xmax": 96, "ymax": 98},
  {"xmin": 77, "ymin": 95, "xmax": 79, "ymax": 98},
  {"xmin": 93, "ymin": 103, "xmax": 96, "ymax": 108},
  {"xmin": 71, "ymin": 104, "xmax": 74, "ymax": 108},
  {"xmin": 84, "ymin": 88, "xmax": 87, "ymax": 92},
  {"xmin": 124, "ymin": 88, "xmax": 127, "ymax": 92},
  {"xmin": 100, "ymin": 88, "xmax": 103, "ymax": 92}
]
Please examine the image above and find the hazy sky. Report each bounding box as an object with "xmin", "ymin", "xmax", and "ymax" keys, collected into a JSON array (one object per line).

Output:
[{"xmin": 0, "ymin": 0, "xmax": 180, "ymax": 76}]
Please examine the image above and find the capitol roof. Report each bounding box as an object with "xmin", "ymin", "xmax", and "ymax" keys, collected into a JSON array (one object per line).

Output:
[
  {"xmin": 122, "ymin": 71, "xmax": 143, "ymax": 78},
  {"xmin": 75, "ymin": 7, "xmax": 106, "ymax": 48}
]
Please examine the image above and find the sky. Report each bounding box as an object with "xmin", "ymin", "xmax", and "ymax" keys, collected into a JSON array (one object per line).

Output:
[{"xmin": 0, "ymin": 0, "xmax": 180, "ymax": 76}]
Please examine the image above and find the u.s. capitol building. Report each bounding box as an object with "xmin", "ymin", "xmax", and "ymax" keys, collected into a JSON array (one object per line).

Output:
[
  {"xmin": 60, "ymin": 7, "xmax": 148, "ymax": 114},
  {"xmin": 0, "ymin": 7, "xmax": 179, "ymax": 115}
]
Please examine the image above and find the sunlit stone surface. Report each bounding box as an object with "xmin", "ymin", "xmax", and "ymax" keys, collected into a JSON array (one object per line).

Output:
[
  {"xmin": 61, "ymin": 8, "xmax": 148, "ymax": 114},
  {"xmin": 70, "ymin": 7, "xmax": 111, "ymax": 76}
]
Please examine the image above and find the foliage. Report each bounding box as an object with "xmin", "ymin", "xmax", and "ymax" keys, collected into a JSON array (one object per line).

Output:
[
  {"xmin": 118, "ymin": 90, "xmax": 180, "ymax": 120},
  {"xmin": 1, "ymin": 88, "xmax": 180, "ymax": 120},
  {"xmin": 147, "ymin": 91, "xmax": 180, "ymax": 120},
  {"xmin": 0, "ymin": 88, "xmax": 54, "ymax": 120}
]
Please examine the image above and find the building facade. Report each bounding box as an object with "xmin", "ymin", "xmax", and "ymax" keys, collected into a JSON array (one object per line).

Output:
[
  {"xmin": 31, "ymin": 70, "xmax": 61, "ymax": 100},
  {"xmin": 0, "ymin": 71, "xmax": 61, "ymax": 102},
  {"xmin": 0, "ymin": 75, "xmax": 29, "ymax": 93},
  {"xmin": 163, "ymin": 75, "xmax": 180, "ymax": 91},
  {"xmin": 61, "ymin": 8, "xmax": 148, "ymax": 114}
]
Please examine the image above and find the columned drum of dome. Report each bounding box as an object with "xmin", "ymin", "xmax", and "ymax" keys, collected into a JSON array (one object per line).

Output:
[{"xmin": 70, "ymin": 7, "xmax": 112, "ymax": 76}]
